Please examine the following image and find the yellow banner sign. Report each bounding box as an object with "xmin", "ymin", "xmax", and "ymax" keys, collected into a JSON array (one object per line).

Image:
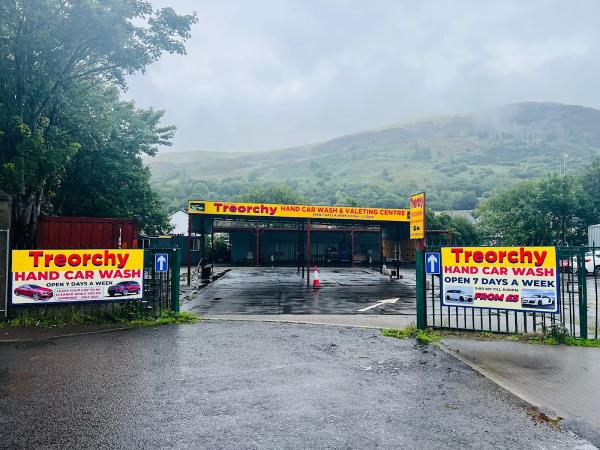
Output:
[
  {"xmin": 409, "ymin": 193, "xmax": 425, "ymax": 239},
  {"xmin": 188, "ymin": 200, "xmax": 409, "ymax": 222},
  {"xmin": 440, "ymin": 246, "xmax": 559, "ymax": 313},
  {"xmin": 12, "ymin": 249, "xmax": 144, "ymax": 304}
]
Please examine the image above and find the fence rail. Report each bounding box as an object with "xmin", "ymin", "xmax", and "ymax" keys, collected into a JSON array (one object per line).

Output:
[
  {"xmin": 1, "ymin": 229, "xmax": 8, "ymax": 319},
  {"xmin": 420, "ymin": 246, "xmax": 598, "ymax": 340}
]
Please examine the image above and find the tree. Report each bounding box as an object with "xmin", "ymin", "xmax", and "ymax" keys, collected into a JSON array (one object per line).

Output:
[
  {"xmin": 0, "ymin": 0, "xmax": 196, "ymax": 246},
  {"xmin": 476, "ymin": 174, "xmax": 590, "ymax": 245},
  {"xmin": 426, "ymin": 210, "xmax": 479, "ymax": 245},
  {"xmin": 53, "ymin": 86, "xmax": 174, "ymax": 234},
  {"xmin": 581, "ymin": 158, "xmax": 600, "ymax": 225}
]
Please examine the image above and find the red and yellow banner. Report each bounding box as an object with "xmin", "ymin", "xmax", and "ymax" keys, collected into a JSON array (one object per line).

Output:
[
  {"xmin": 188, "ymin": 200, "xmax": 409, "ymax": 222},
  {"xmin": 11, "ymin": 249, "xmax": 144, "ymax": 304},
  {"xmin": 441, "ymin": 246, "xmax": 559, "ymax": 313}
]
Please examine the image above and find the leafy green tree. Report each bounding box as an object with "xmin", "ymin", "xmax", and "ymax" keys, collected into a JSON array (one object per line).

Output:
[
  {"xmin": 477, "ymin": 174, "xmax": 590, "ymax": 245},
  {"xmin": 53, "ymin": 86, "xmax": 173, "ymax": 234},
  {"xmin": 0, "ymin": 0, "xmax": 196, "ymax": 246},
  {"xmin": 581, "ymin": 158, "xmax": 600, "ymax": 225},
  {"xmin": 426, "ymin": 210, "xmax": 479, "ymax": 245}
]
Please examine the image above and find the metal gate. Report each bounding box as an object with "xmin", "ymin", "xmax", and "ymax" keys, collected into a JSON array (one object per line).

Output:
[{"xmin": 417, "ymin": 247, "xmax": 598, "ymax": 340}]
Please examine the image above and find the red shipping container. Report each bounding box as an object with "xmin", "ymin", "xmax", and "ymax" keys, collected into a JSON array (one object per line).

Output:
[{"xmin": 37, "ymin": 216, "xmax": 138, "ymax": 249}]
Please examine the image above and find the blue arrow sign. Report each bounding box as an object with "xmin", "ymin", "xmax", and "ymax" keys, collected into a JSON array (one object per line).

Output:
[
  {"xmin": 425, "ymin": 252, "xmax": 440, "ymax": 275},
  {"xmin": 155, "ymin": 253, "xmax": 169, "ymax": 273}
]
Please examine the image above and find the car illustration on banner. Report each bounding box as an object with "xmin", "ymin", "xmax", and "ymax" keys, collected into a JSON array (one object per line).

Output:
[
  {"xmin": 521, "ymin": 293, "xmax": 555, "ymax": 307},
  {"xmin": 444, "ymin": 287, "xmax": 474, "ymax": 303},
  {"xmin": 108, "ymin": 280, "xmax": 142, "ymax": 297},
  {"xmin": 13, "ymin": 284, "xmax": 54, "ymax": 301}
]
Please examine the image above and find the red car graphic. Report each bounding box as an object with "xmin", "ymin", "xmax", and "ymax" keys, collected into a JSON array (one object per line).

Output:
[
  {"xmin": 14, "ymin": 284, "xmax": 53, "ymax": 301},
  {"xmin": 108, "ymin": 280, "xmax": 141, "ymax": 297}
]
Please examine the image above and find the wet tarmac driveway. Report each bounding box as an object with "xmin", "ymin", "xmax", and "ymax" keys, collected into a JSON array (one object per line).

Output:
[
  {"xmin": 0, "ymin": 321, "xmax": 591, "ymax": 449},
  {"xmin": 184, "ymin": 267, "xmax": 417, "ymax": 315}
]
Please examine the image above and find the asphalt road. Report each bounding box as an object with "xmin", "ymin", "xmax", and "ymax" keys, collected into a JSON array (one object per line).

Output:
[{"xmin": 0, "ymin": 321, "xmax": 591, "ymax": 449}]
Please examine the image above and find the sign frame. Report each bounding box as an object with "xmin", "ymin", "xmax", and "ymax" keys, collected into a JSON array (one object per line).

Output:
[
  {"xmin": 188, "ymin": 200, "xmax": 409, "ymax": 223},
  {"xmin": 155, "ymin": 253, "xmax": 169, "ymax": 273},
  {"xmin": 425, "ymin": 251, "xmax": 441, "ymax": 275},
  {"xmin": 11, "ymin": 249, "xmax": 145, "ymax": 305},
  {"xmin": 410, "ymin": 192, "xmax": 426, "ymax": 240},
  {"xmin": 439, "ymin": 246, "xmax": 560, "ymax": 314}
]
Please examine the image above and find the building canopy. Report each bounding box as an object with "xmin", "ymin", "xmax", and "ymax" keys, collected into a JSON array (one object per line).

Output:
[{"xmin": 188, "ymin": 200, "xmax": 409, "ymax": 223}]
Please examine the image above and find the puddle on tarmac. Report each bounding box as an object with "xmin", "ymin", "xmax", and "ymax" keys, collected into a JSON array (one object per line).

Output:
[{"xmin": 0, "ymin": 368, "xmax": 34, "ymax": 394}]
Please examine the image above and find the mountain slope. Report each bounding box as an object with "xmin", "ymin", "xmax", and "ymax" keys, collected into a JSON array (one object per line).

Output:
[{"xmin": 148, "ymin": 102, "xmax": 600, "ymax": 210}]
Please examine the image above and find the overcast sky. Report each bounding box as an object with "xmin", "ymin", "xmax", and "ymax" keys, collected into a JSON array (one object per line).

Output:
[{"xmin": 126, "ymin": 0, "xmax": 600, "ymax": 152}]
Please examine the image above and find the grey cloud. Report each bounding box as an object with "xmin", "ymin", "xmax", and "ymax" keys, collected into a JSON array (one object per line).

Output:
[{"xmin": 126, "ymin": 0, "xmax": 600, "ymax": 151}]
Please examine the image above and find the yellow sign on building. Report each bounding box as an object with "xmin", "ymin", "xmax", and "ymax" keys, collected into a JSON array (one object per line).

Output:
[
  {"xmin": 188, "ymin": 200, "xmax": 409, "ymax": 222},
  {"xmin": 409, "ymin": 193, "xmax": 425, "ymax": 239}
]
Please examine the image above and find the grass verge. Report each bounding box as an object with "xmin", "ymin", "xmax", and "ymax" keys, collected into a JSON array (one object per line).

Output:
[
  {"xmin": 381, "ymin": 326, "xmax": 442, "ymax": 345},
  {"xmin": 382, "ymin": 326, "xmax": 600, "ymax": 348},
  {"xmin": 514, "ymin": 334, "xmax": 600, "ymax": 348},
  {"xmin": 1, "ymin": 310, "xmax": 199, "ymax": 329}
]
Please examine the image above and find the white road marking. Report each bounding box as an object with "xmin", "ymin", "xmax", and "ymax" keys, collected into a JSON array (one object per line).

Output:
[{"xmin": 357, "ymin": 298, "xmax": 399, "ymax": 312}]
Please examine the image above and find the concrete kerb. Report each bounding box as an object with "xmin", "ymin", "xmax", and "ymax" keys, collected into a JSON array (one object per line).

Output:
[
  {"xmin": 0, "ymin": 325, "xmax": 142, "ymax": 344},
  {"xmin": 0, "ymin": 315, "xmax": 409, "ymax": 344},
  {"xmin": 201, "ymin": 315, "xmax": 417, "ymax": 330}
]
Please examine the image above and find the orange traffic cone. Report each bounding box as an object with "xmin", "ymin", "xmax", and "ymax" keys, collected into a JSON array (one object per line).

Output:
[{"xmin": 313, "ymin": 266, "xmax": 321, "ymax": 288}]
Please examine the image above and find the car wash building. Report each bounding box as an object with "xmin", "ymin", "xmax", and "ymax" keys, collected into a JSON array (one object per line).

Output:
[{"xmin": 186, "ymin": 200, "xmax": 415, "ymax": 282}]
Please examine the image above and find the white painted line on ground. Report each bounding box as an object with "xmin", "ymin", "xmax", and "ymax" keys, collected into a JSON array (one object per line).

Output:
[{"xmin": 357, "ymin": 298, "xmax": 399, "ymax": 312}]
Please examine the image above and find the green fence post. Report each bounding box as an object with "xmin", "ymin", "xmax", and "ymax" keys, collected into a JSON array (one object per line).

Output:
[
  {"xmin": 416, "ymin": 250, "xmax": 427, "ymax": 330},
  {"xmin": 577, "ymin": 251, "xmax": 588, "ymax": 339},
  {"xmin": 171, "ymin": 248, "xmax": 181, "ymax": 313}
]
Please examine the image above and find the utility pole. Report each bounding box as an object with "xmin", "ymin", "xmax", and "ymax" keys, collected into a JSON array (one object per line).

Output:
[{"xmin": 561, "ymin": 153, "xmax": 569, "ymax": 176}]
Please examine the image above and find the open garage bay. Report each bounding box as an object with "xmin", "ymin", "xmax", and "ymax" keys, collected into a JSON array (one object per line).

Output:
[{"xmin": 184, "ymin": 267, "xmax": 417, "ymax": 317}]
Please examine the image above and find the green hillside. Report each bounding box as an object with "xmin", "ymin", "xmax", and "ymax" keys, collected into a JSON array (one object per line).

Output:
[{"xmin": 148, "ymin": 102, "xmax": 600, "ymax": 211}]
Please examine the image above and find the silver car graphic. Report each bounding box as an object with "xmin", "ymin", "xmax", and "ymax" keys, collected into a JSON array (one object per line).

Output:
[
  {"xmin": 445, "ymin": 289, "xmax": 473, "ymax": 303},
  {"xmin": 521, "ymin": 294, "xmax": 555, "ymax": 307}
]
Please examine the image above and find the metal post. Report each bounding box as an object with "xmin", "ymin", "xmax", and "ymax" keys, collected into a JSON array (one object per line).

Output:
[
  {"xmin": 201, "ymin": 221, "xmax": 206, "ymax": 267},
  {"xmin": 301, "ymin": 222, "xmax": 305, "ymax": 279},
  {"xmin": 577, "ymin": 250, "xmax": 588, "ymax": 339},
  {"xmin": 3, "ymin": 229, "xmax": 9, "ymax": 320},
  {"xmin": 187, "ymin": 212, "xmax": 192, "ymax": 286},
  {"xmin": 306, "ymin": 219, "xmax": 311, "ymax": 287},
  {"xmin": 297, "ymin": 222, "xmax": 301, "ymax": 274},
  {"xmin": 379, "ymin": 227, "xmax": 384, "ymax": 273},
  {"xmin": 351, "ymin": 230, "xmax": 355, "ymax": 268},
  {"xmin": 211, "ymin": 219, "xmax": 215, "ymax": 271},
  {"xmin": 416, "ymin": 249, "xmax": 427, "ymax": 329},
  {"xmin": 396, "ymin": 223, "xmax": 400, "ymax": 279},
  {"xmin": 255, "ymin": 226, "xmax": 260, "ymax": 266},
  {"xmin": 170, "ymin": 248, "xmax": 181, "ymax": 313}
]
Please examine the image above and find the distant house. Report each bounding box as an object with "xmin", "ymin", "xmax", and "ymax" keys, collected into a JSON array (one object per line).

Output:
[
  {"xmin": 140, "ymin": 210, "xmax": 202, "ymax": 266},
  {"xmin": 169, "ymin": 210, "xmax": 189, "ymax": 235}
]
